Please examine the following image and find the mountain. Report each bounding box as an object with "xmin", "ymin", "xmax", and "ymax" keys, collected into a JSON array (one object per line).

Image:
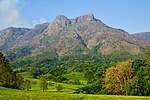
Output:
[
  {"xmin": 133, "ymin": 32, "xmax": 150, "ymax": 41},
  {"xmin": 0, "ymin": 13, "xmax": 146, "ymax": 56},
  {"xmin": 132, "ymin": 32, "xmax": 150, "ymax": 46},
  {"xmin": 0, "ymin": 27, "xmax": 30, "ymax": 51}
]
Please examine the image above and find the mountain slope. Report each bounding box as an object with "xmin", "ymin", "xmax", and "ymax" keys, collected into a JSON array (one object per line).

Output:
[
  {"xmin": 0, "ymin": 27, "xmax": 30, "ymax": 50},
  {"xmin": 0, "ymin": 13, "xmax": 145, "ymax": 56},
  {"xmin": 133, "ymin": 32, "xmax": 150, "ymax": 41},
  {"xmin": 132, "ymin": 32, "xmax": 150, "ymax": 46}
]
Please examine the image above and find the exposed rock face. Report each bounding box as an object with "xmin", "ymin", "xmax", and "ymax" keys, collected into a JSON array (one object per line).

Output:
[
  {"xmin": 74, "ymin": 13, "xmax": 96, "ymax": 23},
  {"xmin": 54, "ymin": 15, "xmax": 71, "ymax": 27},
  {"xmin": 46, "ymin": 13, "xmax": 96, "ymax": 35},
  {"xmin": 0, "ymin": 13, "xmax": 146, "ymax": 55}
]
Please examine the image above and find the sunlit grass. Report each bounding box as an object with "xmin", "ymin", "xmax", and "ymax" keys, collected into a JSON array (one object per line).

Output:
[
  {"xmin": 0, "ymin": 87, "xmax": 150, "ymax": 100},
  {"xmin": 1, "ymin": 72, "xmax": 148, "ymax": 100}
]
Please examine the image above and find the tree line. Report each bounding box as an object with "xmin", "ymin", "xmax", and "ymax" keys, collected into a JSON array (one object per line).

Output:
[
  {"xmin": 77, "ymin": 48, "xmax": 150, "ymax": 96},
  {"xmin": 0, "ymin": 52, "xmax": 31, "ymax": 90}
]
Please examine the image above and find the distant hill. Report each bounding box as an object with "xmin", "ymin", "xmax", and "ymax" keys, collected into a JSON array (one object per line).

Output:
[
  {"xmin": 132, "ymin": 32, "xmax": 150, "ymax": 46},
  {"xmin": 133, "ymin": 32, "xmax": 150, "ymax": 41},
  {"xmin": 0, "ymin": 13, "xmax": 147, "ymax": 57}
]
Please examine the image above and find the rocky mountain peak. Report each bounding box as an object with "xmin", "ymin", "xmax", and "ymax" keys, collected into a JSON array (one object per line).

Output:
[
  {"xmin": 52, "ymin": 15, "xmax": 71, "ymax": 27},
  {"xmin": 85, "ymin": 13, "xmax": 95, "ymax": 20},
  {"xmin": 74, "ymin": 13, "xmax": 95, "ymax": 23}
]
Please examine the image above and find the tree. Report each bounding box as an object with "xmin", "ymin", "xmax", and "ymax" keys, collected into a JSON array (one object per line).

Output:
[
  {"xmin": 39, "ymin": 76, "xmax": 48, "ymax": 92},
  {"xmin": 145, "ymin": 48, "xmax": 150, "ymax": 66},
  {"xmin": 128, "ymin": 49, "xmax": 150, "ymax": 96},
  {"xmin": 25, "ymin": 80, "xmax": 31, "ymax": 91},
  {"xmin": 73, "ymin": 79, "xmax": 81, "ymax": 85},
  {"xmin": 56, "ymin": 84, "xmax": 63, "ymax": 92},
  {"xmin": 145, "ymin": 48, "xmax": 150, "ymax": 95},
  {"xmin": 104, "ymin": 61, "xmax": 133, "ymax": 95},
  {"xmin": 0, "ymin": 52, "xmax": 27, "ymax": 89},
  {"xmin": 14, "ymin": 75, "xmax": 25, "ymax": 90},
  {"xmin": 0, "ymin": 52, "xmax": 15, "ymax": 87}
]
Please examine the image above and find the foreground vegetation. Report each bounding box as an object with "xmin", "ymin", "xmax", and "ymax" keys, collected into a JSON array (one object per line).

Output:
[
  {"xmin": 0, "ymin": 87, "xmax": 150, "ymax": 100},
  {"xmin": 0, "ymin": 48, "xmax": 150, "ymax": 99}
]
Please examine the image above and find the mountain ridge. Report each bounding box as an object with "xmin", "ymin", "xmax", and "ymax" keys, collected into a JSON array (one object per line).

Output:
[{"xmin": 0, "ymin": 13, "xmax": 148, "ymax": 56}]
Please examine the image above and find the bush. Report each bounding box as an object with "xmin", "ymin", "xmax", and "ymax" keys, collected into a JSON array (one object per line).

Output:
[
  {"xmin": 75, "ymin": 84, "xmax": 103, "ymax": 94},
  {"xmin": 56, "ymin": 84, "xmax": 63, "ymax": 92},
  {"xmin": 73, "ymin": 79, "xmax": 81, "ymax": 85}
]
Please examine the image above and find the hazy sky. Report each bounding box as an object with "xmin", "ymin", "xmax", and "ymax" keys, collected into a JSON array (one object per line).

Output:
[{"xmin": 0, "ymin": 0, "xmax": 150, "ymax": 33}]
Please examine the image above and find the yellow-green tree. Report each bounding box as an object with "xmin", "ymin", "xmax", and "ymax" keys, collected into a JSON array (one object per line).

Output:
[{"xmin": 104, "ymin": 61, "xmax": 133, "ymax": 95}]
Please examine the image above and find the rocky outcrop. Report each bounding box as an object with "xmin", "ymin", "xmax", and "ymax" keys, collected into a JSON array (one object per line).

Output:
[{"xmin": 72, "ymin": 13, "xmax": 96, "ymax": 24}]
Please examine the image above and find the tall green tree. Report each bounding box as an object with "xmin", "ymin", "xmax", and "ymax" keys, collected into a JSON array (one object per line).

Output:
[
  {"xmin": 145, "ymin": 48, "xmax": 150, "ymax": 66},
  {"xmin": 39, "ymin": 76, "xmax": 48, "ymax": 92},
  {"xmin": 14, "ymin": 75, "xmax": 25, "ymax": 90},
  {"xmin": 25, "ymin": 80, "xmax": 31, "ymax": 91},
  {"xmin": 0, "ymin": 52, "xmax": 15, "ymax": 87},
  {"xmin": 129, "ymin": 48, "xmax": 150, "ymax": 96}
]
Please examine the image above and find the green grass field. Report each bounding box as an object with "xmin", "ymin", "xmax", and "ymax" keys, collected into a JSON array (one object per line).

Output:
[
  {"xmin": 0, "ymin": 72, "xmax": 149, "ymax": 100},
  {"xmin": 0, "ymin": 87, "xmax": 150, "ymax": 100}
]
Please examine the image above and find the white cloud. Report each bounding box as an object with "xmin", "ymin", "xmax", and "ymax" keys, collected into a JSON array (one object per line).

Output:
[
  {"xmin": 0, "ymin": 0, "xmax": 27, "ymax": 29},
  {"xmin": 32, "ymin": 18, "xmax": 48, "ymax": 27}
]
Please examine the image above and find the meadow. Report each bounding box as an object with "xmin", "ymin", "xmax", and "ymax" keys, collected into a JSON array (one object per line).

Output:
[
  {"xmin": 0, "ymin": 87, "xmax": 150, "ymax": 100},
  {"xmin": 0, "ymin": 72, "xmax": 150, "ymax": 100}
]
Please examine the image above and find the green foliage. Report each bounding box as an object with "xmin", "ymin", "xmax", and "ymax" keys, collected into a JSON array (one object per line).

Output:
[
  {"xmin": 56, "ymin": 84, "xmax": 63, "ymax": 92},
  {"xmin": 10, "ymin": 50, "xmax": 58, "ymax": 70},
  {"xmin": 49, "ymin": 67, "xmax": 67, "ymax": 76},
  {"xmin": 128, "ymin": 63, "xmax": 150, "ymax": 95},
  {"xmin": 84, "ymin": 64, "xmax": 110, "ymax": 84},
  {"xmin": 39, "ymin": 76, "xmax": 48, "ymax": 92},
  {"xmin": 102, "ymin": 48, "xmax": 150, "ymax": 96},
  {"xmin": 30, "ymin": 69, "xmax": 43, "ymax": 78},
  {"xmin": 25, "ymin": 80, "xmax": 31, "ymax": 91},
  {"xmin": 5, "ymin": 46, "xmax": 31, "ymax": 61},
  {"xmin": 0, "ymin": 52, "xmax": 21, "ymax": 89},
  {"xmin": 75, "ymin": 84, "xmax": 103, "ymax": 94},
  {"xmin": 104, "ymin": 50, "xmax": 144, "ymax": 63},
  {"xmin": 0, "ymin": 60, "xmax": 26, "ymax": 90},
  {"xmin": 145, "ymin": 48, "xmax": 150, "ymax": 66},
  {"xmin": 14, "ymin": 75, "xmax": 25, "ymax": 90},
  {"xmin": 73, "ymin": 79, "xmax": 81, "ymax": 85},
  {"xmin": 126, "ymin": 49, "xmax": 150, "ymax": 96}
]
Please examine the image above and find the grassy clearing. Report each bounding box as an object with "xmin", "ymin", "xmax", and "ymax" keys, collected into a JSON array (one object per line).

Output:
[{"xmin": 0, "ymin": 87, "xmax": 150, "ymax": 100}]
